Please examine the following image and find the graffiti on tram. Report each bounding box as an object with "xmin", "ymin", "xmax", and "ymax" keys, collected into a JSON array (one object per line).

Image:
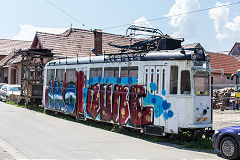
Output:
[{"xmin": 45, "ymin": 71, "xmax": 174, "ymax": 127}]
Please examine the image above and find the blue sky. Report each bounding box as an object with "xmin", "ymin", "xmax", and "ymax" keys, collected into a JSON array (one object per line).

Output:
[{"xmin": 0, "ymin": 0, "xmax": 240, "ymax": 52}]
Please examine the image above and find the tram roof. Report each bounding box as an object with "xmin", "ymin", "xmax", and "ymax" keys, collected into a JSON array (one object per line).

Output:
[{"xmin": 46, "ymin": 49, "xmax": 201, "ymax": 66}]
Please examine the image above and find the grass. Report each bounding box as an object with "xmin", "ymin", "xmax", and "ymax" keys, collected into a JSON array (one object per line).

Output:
[
  {"xmin": 6, "ymin": 101, "xmax": 214, "ymax": 151},
  {"xmin": 7, "ymin": 101, "xmax": 44, "ymax": 113}
]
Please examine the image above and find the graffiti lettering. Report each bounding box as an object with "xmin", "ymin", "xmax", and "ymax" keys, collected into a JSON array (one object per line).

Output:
[
  {"xmin": 112, "ymin": 84, "xmax": 121, "ymax": 123},
  {"xmin": 46, "ymin": 80, "xmax": 77, "ymax": 114},
  {"xmin": 129, "ymin": 85, "xmax": 146, "ymax": 127},
  {"xmin": 65, "ymin": 82, "xmax": 77, "ymax": 113},
  {"xmin": 45, "ymin": 72, "xmax": 174, "ymax": 127},
  {"xmin": 85, "ymin": 82, "xmax": 153, "ymax": 127},
  {"xmin": 86, "ymin": 84, "xmax": 100, "ymax": 118},
  {"xmin": 76, "ymin": 71, "xmax": 85, "ymax": 114},
  {"xmin": 100, "ymin": 84, "xmax": 112, "ymax": 121},
  {"xmin": 54, "ymin": 81, "xmax": 65, "ymax": 111},
  {"xmin": 119, "ymin": 86, "xmax": 130, "ymax": 125}
]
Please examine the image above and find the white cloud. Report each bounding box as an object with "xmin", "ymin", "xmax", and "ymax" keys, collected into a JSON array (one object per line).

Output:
[
  {"xmin": 209, "ymin": 2, "xmax": 229, "ymax": 33},
  {"xmin": 12, "ymin": 25, "xmax": 67, "ymax": 41},
  {"xmin": 133, "ymin": 17, "xmax": 152, "ymax": 28},
  {"xmin": 209, "ymin": 2, "xmax": 240, "ymax": 41},
  {"xmin": 131, "ymin": 17, "xmax": 153, "ymax": 38},
  {"xmin": 167, "ymin": 0, "xmax": 200, "ymax": 38},
  {"xmin": 208, "ymin": 2, "xmax": 229, "ymax": 41},
  {"xmin": 225, "ymin": 16, "xmax": 240, "ymax": 33}
]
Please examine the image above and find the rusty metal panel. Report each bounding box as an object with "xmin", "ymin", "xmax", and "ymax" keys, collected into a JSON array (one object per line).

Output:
[{"xmin": 15, "ymin": 48, "xmax": 53, "ymax": 104}]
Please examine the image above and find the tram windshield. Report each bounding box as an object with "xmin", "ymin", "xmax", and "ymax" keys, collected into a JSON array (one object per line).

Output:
[{"xmin": 194, "ymin": 71, "xmax": 209, "ymax": 96}]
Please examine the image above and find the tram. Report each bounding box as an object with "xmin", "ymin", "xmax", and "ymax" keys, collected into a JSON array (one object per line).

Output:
[{"xmin": 42, "ymin": 26, "xmax": 214, "ymax": 136}]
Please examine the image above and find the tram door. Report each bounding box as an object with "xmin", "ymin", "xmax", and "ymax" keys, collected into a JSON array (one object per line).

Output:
[{"xmin": 144, "ymin": 65, "xmax": 166, "ymax": 125}]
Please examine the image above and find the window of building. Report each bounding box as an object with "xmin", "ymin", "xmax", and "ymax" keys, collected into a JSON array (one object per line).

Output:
[
  {"xmin": 181, "ymin": 70, "xmax": 191, "ymax": 94},
  {"xmin": 56, "ymin": 69, "xmax": 65, "ymax": 82},
  {"xmin": 104, "ymin": 67, "xmax": 119, "ymax": 79},
  {"xmin": 90, "ymin": 68, "xmax": 102, "ymax": 78},
  {"xmin": 66, "ymin": 69, "xmax": 76, "ymax": 82},
  {"xmin": 47, "ymin": 69, "xmax": 55, "ymax": 83},
  {"xmin": 170, "ymin": 66, "xmax": 178, "ymax": 94}
]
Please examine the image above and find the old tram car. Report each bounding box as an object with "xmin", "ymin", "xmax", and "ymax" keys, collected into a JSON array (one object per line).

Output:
[{"xmin": 42, "ymin": 26, "xmax": 213, "ymax": 136}]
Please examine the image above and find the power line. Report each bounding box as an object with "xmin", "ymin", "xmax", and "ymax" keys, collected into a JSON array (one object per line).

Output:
[
  {"xmin": 101, "ymin": 1, "xmax": 240, "ymax": 30},
  {"xmin": 45, "ymin": 0, "xmax": 91, "ymax": 29}
]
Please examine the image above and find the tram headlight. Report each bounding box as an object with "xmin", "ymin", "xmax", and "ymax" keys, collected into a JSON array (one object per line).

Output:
[
  {"xmin": 203, "ymin": 109, "xmax": 207, "ymax": 115},
  {"xmin": 214, "ymin": 130, "xmax": 221, "ymax": 136},
  {"xmin": 191, "ymin": 53, "xmax": 197, "ymax": 61}
]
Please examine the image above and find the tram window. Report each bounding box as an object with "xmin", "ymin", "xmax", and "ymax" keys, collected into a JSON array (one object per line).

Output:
[
  {"xmin": 170, "ymin": 66, "xmax": 178, "ymax": 94},
  {"xmin": 145, "ymin": 68, "xmax": 148, "ymax": 86},
  {"xmin": 104, "ymin": 67, "xmax": 119, "ymax": 79},
  {"xmin": 121, "ymin": 67, "xmax": 138, "ymax": 78},
  {"xmin": 56, "ymin": 69, "xmax": 65, "ymax": 82},
  {"xmin": 162, "ymin": 69, "xmax": 165, "ymax": 90},
  {"xmin": 181, "ymin": 70, "xmax": 191, "ymax": 94},
  {"xmin": 47, "ymin": 69, "xmax": 55, "ymax": 83},
  {"xmin": 90, "ymin": 68, "xmax": 102, "ymax": 78},
  {"xmin": 156, "ymin": 69, "xmax": 160, "ymax": 94},
  {"xmin": 66, "ymin": 69, "xmax": 76, "ymax": 82},
  {"xmin": 194, "ymin": 72, "xmax": 209, "ymax": 96},
  {"xmin": 151, "ymin": 69, "xmax": 154, "ymax": 82}
]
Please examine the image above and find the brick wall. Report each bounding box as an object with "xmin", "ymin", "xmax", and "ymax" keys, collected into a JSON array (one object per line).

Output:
[
  {"xmin": 212, "ymin": 73, "xmax": 236, "ymax": 89},
  {"xmin": 7, "ymin": 63, "xmax": 21, "ymax": 85},
  {"xmin": 16, "ymin": 63, "xmax": 21, "ymax": 85}
]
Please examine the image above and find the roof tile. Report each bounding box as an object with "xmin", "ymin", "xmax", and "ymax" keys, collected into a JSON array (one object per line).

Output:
[
  {"xmin": 207, "ymin": 52, "xmax": 240, "ymax": 74},
  {"xmin": 33, "ymin": 28, "xmax": 138, "ymax": 58},
  {"xmin": 0, "ymin": 39, "xmax": 31, "ymax": 67}
]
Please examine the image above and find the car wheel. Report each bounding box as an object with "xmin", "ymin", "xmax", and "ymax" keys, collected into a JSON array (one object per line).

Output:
[{"xmin": 220, "ymin": 136, "xmax": 239, "ymax": 160}]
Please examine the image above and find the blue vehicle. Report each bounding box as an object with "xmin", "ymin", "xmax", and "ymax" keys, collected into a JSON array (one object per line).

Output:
[{"xmin": 213, "ymin": 126, "xmax": 240, "ymax": 159}]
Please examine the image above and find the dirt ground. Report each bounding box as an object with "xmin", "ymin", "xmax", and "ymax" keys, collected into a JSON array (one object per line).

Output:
[{"xmin": 213, "ymin": 109, "xmax": 240, "ymax": 131}]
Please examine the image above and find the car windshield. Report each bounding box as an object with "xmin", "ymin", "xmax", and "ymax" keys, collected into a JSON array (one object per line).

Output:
[
  {"xmin": 194, "ymin": 71, "xmax": 209, "ymax": 96},
  {"xmin": 9, "ymin": 87, "xmax": 20, "ymax": 91}
]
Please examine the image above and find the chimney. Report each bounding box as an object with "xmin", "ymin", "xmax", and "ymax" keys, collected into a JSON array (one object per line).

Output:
[{"xmin": 93, "ymin": 29, "xmax": 102, "ymax": 55}]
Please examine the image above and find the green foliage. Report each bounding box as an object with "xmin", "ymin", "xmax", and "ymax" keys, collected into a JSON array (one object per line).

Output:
[
  {"xmin": 182, "ymin": 138, "xmax": 213, "ymax": 150},
  {"xmin": 7, "ymin": 101, "xmax": 45, "ymax": 113},
  {"xmin": 6, "ymin": 101, "xmax": 213, "ymax": 151}
]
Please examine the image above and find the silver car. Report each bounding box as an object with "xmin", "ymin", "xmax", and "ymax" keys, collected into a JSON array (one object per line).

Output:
[
  {"xmin": 0, "ymin": 83, "xmax": 7, "ymax": 101},
  {"xmin": 0, "ymin": 84, "xmax": 21, "ymax": 102}
]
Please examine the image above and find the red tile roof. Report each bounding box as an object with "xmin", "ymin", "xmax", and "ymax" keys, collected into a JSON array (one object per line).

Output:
[
  {"xmin": 207, "ymin": 52, "xmax": 240, "ymax": 74},
  {"xmin": 0, "ymin": 39, "xmax": 31, "ymax": 67},
  {"xmin": 0, "ymin": 51, "xmax": 16, "ymax": 67},
  {"xmin": 0, "ymin": 39, "xmax": 31, "ymax": 56},
  {"xmin": 32, "ymin": 28, "xmax": 137, "ymax": 58}
]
